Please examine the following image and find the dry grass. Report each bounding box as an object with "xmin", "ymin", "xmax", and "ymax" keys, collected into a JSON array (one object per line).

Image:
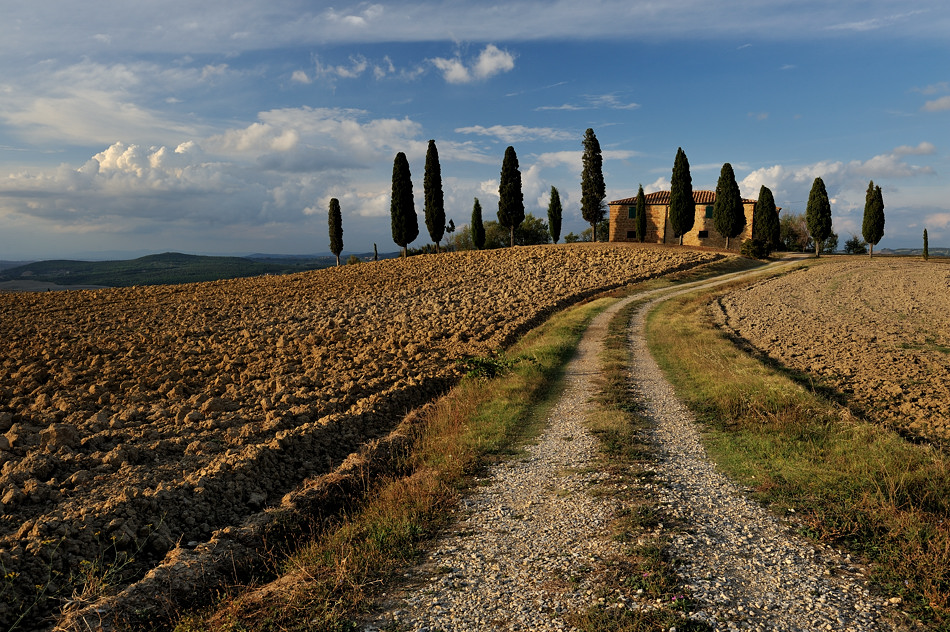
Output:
[{"xmin": 647, "ymin": 282, "xmax": 950, "ymax": 630}]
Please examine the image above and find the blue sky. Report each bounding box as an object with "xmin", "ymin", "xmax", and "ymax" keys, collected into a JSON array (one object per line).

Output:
[{"xmin": 1, "ymin": 1, "xmax": 948, "ymax": 259}]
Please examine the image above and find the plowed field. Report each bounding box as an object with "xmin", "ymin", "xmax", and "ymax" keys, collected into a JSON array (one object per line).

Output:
[
  {"xmin": 715, "ymin": 257, "xmax": 950, "ymax": 443},
  {"xmin": 0, "ymin": 243, "xmax": 718, "ymax": 631}
]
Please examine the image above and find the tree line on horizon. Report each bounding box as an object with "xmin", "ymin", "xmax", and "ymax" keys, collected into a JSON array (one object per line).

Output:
[{"xmin": 324, "ymin": 133, "xmax": 900, "ymax": 263}]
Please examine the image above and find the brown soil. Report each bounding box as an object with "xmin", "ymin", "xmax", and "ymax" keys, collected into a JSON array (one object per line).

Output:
[
  {"xmin": 0, "ymin": 243, "xmax": 718, "ymax": 631},
  {"xmin": 714, "ymin": 257, "xmax": 950, "ymax": 444}
]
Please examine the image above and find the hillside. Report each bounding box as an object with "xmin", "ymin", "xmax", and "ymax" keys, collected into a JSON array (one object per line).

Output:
[
  {"xmin": 0, "ymin": 243, "xmax": 721, "ymax": 630},
  {"xmin": 0, "ymin": 252, "xmax": 336, "ymax": 288}
]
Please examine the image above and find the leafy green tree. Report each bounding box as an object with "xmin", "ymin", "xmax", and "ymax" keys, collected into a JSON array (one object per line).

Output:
[
  {"xmin": 497, "ymin": 146, "xmax": 525, "ymax": 247},
  {"xmin": 472, "ymin": 198, "xmax": 486, "ymax": 250},
  {"xmin": 635, "ymin": 184, "xmax": 647, "ymax": 243},
  {"xmin": 346, "ymin": 254, "xmax": 361, "ymax": 265},
  {"xmin": 424, "ymin": 140, "xmax": 445, "ymax": 252},
  {"xmin": 483, "ymin": 220, "xmax": 511, "ymax": 249},
  {"xmin": 515, "ymin": 213, "xmax": 552, "ymax": 246},
  {"xmin": 669, "ymin": 147, "xmax": 694, "ymax": 244},
  {"xmin": 713, "ymin": 163, "xmax": 745, "ymax": 249},
  {"xmin": 820, "ymin": 231, "xmax": 838, "ymax": 254},
  {"xmin": 580, "ymin": 219, "xmax": 609, "ymax": 242},
  {"xmin": 563, "ymin": 232, "xmax": 580, "ymax": 243},
  {"xmin": 580, "ymin": 128, "xmax": 606, "ymax": 241},
  {"xmin": 844, "ymin": 234, "xmax": 868, "ymax": 254},
  {"xmin": 862, "ymin": 180, "xmax": 885, "ymax": 258},
  {"xmin": 547, "ymin": 186, "xmax": 562, "ymax": 243},
  {"xmin": 806, "ymin": 176, "xmax": 832, "ymax": 257},
  {"xmin": 752, "ymin": 185, "xmax": 780, "ymax": 251},
  {"xmin": 780, "ymin": 212, "xmax": 809, "ymax": 252},
  {"xmin": 390, "ymin": 152, "xmax": 418, "ymax": 257},
  {"xmin": 924, "ymin": 229, "xmax": 929, "ymax": 261},
  {"xmin": 328, "ymin": 197, "xmax": 343, "ymax": 266}
]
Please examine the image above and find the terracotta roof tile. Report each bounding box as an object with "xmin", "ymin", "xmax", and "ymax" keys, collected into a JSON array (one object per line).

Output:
[{"xmin": 609, "ymin": 190, "xmax": 755, "ymax": 206}]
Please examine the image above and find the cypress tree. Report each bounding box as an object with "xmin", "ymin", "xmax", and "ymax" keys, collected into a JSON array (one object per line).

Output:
[
  {"xmin": 806, "ymin": 176, "xmax": 832, "ymax": 257},
  {"xmin": 472, "ymin": 198, "xmax": 486, "ymax": 250},
  {"xmin": 390, "ymin": 152, "xmax": 418, "ymax": 257},
  {"xmin": 580, "ymin": 128, "xmax": 606, "ymax": 242},
  {"xmin": 328, "ymin": 197, "xmax": 343, "ymax": 266},
  {"xmin": 752, "ymin": 185, "xmax": 780, "ymax": 250},
  {"xmin": 636, "ymin": 184, "xmax": 647, "ymax": 243},
  {"xmin": 547, "ymin": 186, "xmax": 562, "ymax": 244},
  {"xmin": 669, "ymin": 147, "xmax": 694, "ymax": 244},
  {"xmin": 862, "ymin": 180, "xmax": 885, "ymax": 258},
  {"xmin": 424, "ymin": 140, "xmax": 445, "ymax": 253},
  {"xmin": 713, "ymin": 162, "xmax": 745, "ymax": 249},
  {"xmin": 497, "ymin": 146, "xmax": 524, "ymax": 247},
  {"xmin": 923, "ymin": 229, "xmax": 929, "ymax": 261}
]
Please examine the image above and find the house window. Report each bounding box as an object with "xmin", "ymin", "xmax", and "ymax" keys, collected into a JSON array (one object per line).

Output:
[
  {"xmin": 627, "ymin": 206, "xmax": 636, "ymax": 219},
  {"xmin": 698, "ymin": 230, "xmax": 709, "ymax": 238},
  {"xmin": 627, "ymin": 230, "xmax": 637, "ymax": 239},
  {"xmin": 704, "ymin": 205, "xmax": 714, "ymax": 218}
]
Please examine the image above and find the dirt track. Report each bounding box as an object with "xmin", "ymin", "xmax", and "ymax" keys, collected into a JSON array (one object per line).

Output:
[
  {"xmin": 0, "ymin": 243, "xmax": 718, "ymax": 631},
  {"xmin": 715, "ymin": 257, "xmax": 950, "ymax": 443}
]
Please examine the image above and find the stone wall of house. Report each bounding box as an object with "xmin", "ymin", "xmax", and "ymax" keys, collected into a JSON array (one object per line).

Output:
[{"xmin": 609, "ymin": 201, "xmax": 756, "ymax": 250}]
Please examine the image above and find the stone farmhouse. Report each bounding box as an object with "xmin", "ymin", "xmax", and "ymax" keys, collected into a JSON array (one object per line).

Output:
[{"xmin": 608, "ymin": 190, "xmax": 777, "ymax": 249}]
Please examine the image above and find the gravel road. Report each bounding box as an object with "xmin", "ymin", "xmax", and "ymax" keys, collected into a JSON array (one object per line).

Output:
[{"xmin": 364, "ymin": 261, "xmax": 900, "ymax": 632}]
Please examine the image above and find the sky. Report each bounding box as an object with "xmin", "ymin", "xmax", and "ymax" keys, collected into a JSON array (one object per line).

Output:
[{"xmin": 1, "ymin": 1, "xmax": 949, "ymax": 259}]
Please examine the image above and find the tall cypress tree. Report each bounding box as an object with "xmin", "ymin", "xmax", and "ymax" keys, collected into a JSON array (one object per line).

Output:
[
  {"xmin": 923, "ymin": 229, "xmax": 929, "ymax": 261},
  {"xmin": 806, "ymin": 176, "xmax": 832, "ymax": 257},
  {"xmin": 862, "ymin": 180, "xmax": 885, "ymax": 258},
  {"xmin": 752, "ymin": 185, "xmax": 780, "ymax": 251},
  {"xmin": 547, "ymin": 186, "xmax": 562, "ymax": 244},
  {"xmin": 424, "ymin": 140, "xmax": 445, "ymax": 253},
  {"xmin": 472, "ymin": 198, "xmax": 486, "ymax": 250},
  {"xmin": 712, "ymin": 163, "xmax": 745, "ymax": 249},
  {"xmin": 636, "ymin": 184, "xmax": 647, "ymax": 243},
  {"xmin": 580, "ymin": 128, "xmax": 606, "ymax": 242},
  {"xmin": 390, "ymin": 152, "xmax": 418, "ymax": 257},
  {"xmin": 669, "ymin": 147, "xmax": 694, "ymax": 244},
  {"xmin": 497, "ymin": 146, "xmax": 524, "ymax": 247},
  {"xmin": 328, "ymin": 197, "xmax": 343, "ymax": 266}
]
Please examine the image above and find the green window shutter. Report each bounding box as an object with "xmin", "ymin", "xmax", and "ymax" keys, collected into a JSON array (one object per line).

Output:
[
  {"xmin": 628, "ymin": 206, "xmax": 636, "ymax": 219},
  {"xmin": 705, "ymin": 205, "xmax": 714, "ymax": 219}
]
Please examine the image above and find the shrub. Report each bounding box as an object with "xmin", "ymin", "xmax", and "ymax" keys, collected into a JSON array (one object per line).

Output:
[{"xmin": 740, "ymin": 238, "xmax": 770, "ymax": 259}]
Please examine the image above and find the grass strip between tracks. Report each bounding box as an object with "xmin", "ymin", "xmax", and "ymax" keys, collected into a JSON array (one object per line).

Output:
[
  {"xmin": 646, "ymin": 278, "xmax": 950, "ymax": 630},
  {"xmin": 173, "ymin": 294, "xmax": 619, "ymax": 631}
]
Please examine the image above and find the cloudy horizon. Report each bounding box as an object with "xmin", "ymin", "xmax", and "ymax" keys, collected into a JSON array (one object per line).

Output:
[{"xmin": 2, "ymin": 1, "xmax": 948, "ymax": 259}]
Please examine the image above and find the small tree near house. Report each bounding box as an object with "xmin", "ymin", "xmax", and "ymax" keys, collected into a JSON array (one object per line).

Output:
[
  {"xmin": 580, "ymin": 128, "xmax": 606, "ymax": 242},
  {"xmin": 669, "ymin": 147, "xmax": 694, "ymax": 244},
  {"xmin": 713, "ymin": 162, "xmax": 745, "ymax": 249},
  {"xmin": 636, "ymin": 184, "xmax": 647, "ymax": 243},
  {"xmin": 862, "ymin": 180, "xmax": 885, "ymax": 258}
]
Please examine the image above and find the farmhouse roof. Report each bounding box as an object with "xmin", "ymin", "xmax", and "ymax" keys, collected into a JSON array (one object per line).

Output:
[{"xmin": 609, "ymin": 190, "xmax": 755, "ymax": 206}]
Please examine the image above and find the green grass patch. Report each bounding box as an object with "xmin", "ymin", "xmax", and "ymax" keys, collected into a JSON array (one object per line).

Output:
[
  {"xmin": 646, "ymin": 283, "xmax": 950, "ymax": 630},
  {"xmin": 172, "ymin": 297, "xmax": 617, "ymax": 632}
]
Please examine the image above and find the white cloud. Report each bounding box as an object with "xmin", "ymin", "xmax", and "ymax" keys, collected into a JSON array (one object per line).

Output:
[
  {"xmin": 537, "ymin": 93, "xmax": 639, "ymax": 111},
  {"xmin": 893, "ymin": 141, "xmax": 936, "ymax": 156},
  {"xmin": 455, "ymin": 125, "xmax": 574, "ymax": 143},
  {"xmin": 825, "ymin": 9, "xmax": 927, "ymax": 32},
  {"xmin": 291, "ymin": 70, "xmax": 311, "ymax": 84},
  {"xmin": 431, "ymin": 44, "xmax": 515, "ymax": 84},
  {"xmin": 914, "ymin": 81, "xmax": 949, "ymax": 95},
  {"xmin": 923, "ymin": 96, "xmax": 950, "ymax": 112}
]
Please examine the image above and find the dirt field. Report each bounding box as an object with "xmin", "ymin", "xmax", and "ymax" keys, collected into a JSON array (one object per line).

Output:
[
  {"xmin": 715, "ymin": 257, "xmax": 950, "ymax": 443},
  {"xmin": 0, "ymin": 243, "xmax": 718, "ymax": 631}
]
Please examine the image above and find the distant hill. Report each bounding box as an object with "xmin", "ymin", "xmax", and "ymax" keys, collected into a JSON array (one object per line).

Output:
[
  {"xmin": 0, "ymin": 252, "xmax": 319, "ymax": 288},
  {"xmin": 878, "ymin": 247, "xmax": 950, "ymax": 257}
]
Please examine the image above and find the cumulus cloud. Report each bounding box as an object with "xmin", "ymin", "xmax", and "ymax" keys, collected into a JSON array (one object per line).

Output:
[
  {"xmin": 923, "ymin": 96, "xmax": 950, "ymax": 112},
  {"xmin": 431, "ymin": 44, "xmax": 515, "ymax": 84},
  {"xmin": 893, "ymin": 141, "xmax": 936, "ymax": 155},
  {"xmin": 455, "ymin": 125, "xmax": 574, "ymax": 143}
]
